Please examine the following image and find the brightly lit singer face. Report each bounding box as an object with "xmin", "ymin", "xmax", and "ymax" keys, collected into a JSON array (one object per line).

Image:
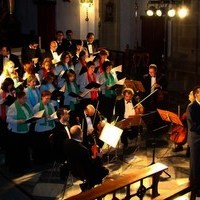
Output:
[
  {"xmin": 87, "ymin": 35, "xmax": 94, "ymax": 43},
  {"xmin": 7, "ymin": 64, "xmax": 15, "ymax": 74},
  {"xmin": 44, "ymin": 62, "xmax": 52, "ymax": 71},
  {"xmin": 64, "ymin": 55, "xmax": 70, "ymax": 63},
  {"xmin": 68, "ymin": 74, "xmax": 75, "ymax": 82},
  {"xmin": 28, "ymin": 80, "xmax": 37, "ymax": 88},
  {"xmin": 18, "ymin": 95, "xmax": 27, "ymax": 105},
  {"xmin": 87, "ymin": 65, "xmax": 95, "ymax": 74},
  {"xmin": 42, "ymin": 95, "xmax": 51, "ymax": 104}
]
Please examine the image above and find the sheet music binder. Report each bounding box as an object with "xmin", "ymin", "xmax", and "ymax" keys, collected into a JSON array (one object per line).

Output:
[
  {"xmin": 1, "ymin": 95, "xmax": 16, "ymax": 106},
  {"xmin": 85, "ymin": 81, "xmax": 101, "ymax": 89},
  {"xmin": 79, "ymin": 66, "xmax": 87, "ymax": 76},
  {"xmin": 25, "ymin": 109, "xmax": 45, "ymax": 123},
  {"xmin": 51, "ymin": 88, "xmax": 64, "ymax": 100}
]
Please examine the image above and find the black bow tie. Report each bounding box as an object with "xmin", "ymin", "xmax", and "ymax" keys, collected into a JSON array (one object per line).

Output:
[
  {"xmin": 88, "ymin": 43, "xmax": 92, "ymax": 45},
  {"xmin": 3, "ymin": 56, "xmax": 8, "ymax": 58},
  {"xmin": 127, "ymin": 101, "xmax": 132, "ymax": 104}
]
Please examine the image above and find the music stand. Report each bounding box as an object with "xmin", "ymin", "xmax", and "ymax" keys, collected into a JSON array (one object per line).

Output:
[
  {"xmin": 157, "ymin": 109, "xmax": 183, "ymax": 126},
  {"xmin": 99, "ymin": 122, "xmax": 123, "ymax": 163},
  {"xmin": 141, "ymin": 111, "xmax": 171, "ymax": 177}
]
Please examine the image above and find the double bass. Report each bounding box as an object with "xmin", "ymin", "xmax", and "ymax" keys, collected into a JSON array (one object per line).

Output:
[{"xmin": 170, "ymin": 112, "xmax": 188, "ymax": 145}]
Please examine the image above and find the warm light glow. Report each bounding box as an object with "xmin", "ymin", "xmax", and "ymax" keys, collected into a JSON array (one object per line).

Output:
[
  {"xmin": 177, "ymin": 6, "xmax": 189, "ymax": 18},
  {"xmin": 80, "ymin": 0, "xmax": 93, "ymax": 8},
  {"xmin": 168, "ymin": 8, "xmax": 176, "ymax": 17},
  {"xmin": 156, "ymin": 9, "xmax": 162, "ymax": 17},
  {"xmin": 80, "ymin": 0, "xmax": 93, "ymax": 21},
  {"xmin": 146, "ymin": 9, "xmax": 154, "ymax": 16}
]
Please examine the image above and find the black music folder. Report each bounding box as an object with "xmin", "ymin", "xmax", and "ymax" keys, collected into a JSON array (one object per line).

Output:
[
  {"xmin": 2, "ymin": 95, "xmax": 16, "ymax": 106},
  {"xmin": 85, "ymin": 81, "xmax": 101, "ymax": 89},
  {"xmin": 51, "ymin": 89, "xmax": 64, "ymax": 100},
  {"xmin": 79, "ymin": 66, "xmax": 87, "ymax": 76},
  {"xmin": 68, "ymin": 92, "xmax": 82, "ymax": 99},
  {"xmin": 25, "ymin": 109, "xmax": 45, "ymax": 123}
]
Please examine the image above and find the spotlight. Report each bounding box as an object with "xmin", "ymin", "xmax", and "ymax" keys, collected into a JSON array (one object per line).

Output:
[
  {"xmin": 177, "ymin": 6, "xmax": 189, "ymax": 19},
  {"xmin": 156, "ymin": 8, "xmax": 162, "ymax": 17},
  {"xmin": 168, "ymin": 8, "xmax": 176, "ymax": 17},
  {"xmin": 146, "ymin": 6, "xmax": 155, "ymax": 16}
]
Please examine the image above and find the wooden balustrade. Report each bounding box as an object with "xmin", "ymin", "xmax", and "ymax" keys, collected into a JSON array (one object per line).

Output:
[{"xmin": 65, "ymin": 162, "xmax": 168, "ymax": 200}]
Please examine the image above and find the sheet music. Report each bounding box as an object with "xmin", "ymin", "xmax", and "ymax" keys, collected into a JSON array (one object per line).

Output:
[
  {"xmin": 59, "ymin": 84, "xmax": 66, "ymax": 93},
  {"xmin": 111, "ymin": 65, "xmax": 122, "ymax": 73}
]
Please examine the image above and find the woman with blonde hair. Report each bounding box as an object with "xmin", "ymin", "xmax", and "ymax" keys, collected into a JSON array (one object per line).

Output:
[{"xmin": 0, "ymin": 60, "xmax": 20, "ymax": 88}]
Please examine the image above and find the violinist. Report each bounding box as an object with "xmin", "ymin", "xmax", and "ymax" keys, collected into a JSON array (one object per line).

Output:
[
  {"xmin": 114, "ymin": 88, "xmax": 144, "ymax": 151},
  {"xmin": 76, "ymin": 104, "xmax": 103, "ymax": 155},
  {"xmin": 142, "ymin": 64, "xmax": 168, "ymax": 111}
]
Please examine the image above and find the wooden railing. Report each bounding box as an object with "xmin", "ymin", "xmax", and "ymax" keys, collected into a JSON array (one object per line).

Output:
[
  {"xmin": 153, "ymin": 181, "xmax": 192, "ymax": 200},
  {"xmin": 65, "ymin": 162, "xmax": 168, "ymax": 200}
]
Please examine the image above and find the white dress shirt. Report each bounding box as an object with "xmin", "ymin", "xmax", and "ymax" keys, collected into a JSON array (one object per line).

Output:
[{"xmin": 124, "ymin": 100, "xmax": 136, "ymax": 119}]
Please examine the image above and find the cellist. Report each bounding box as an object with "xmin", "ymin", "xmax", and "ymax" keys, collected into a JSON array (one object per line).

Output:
[{"xmin": 171, "ymin": 90, "xmax": 195, "ymax": 153}]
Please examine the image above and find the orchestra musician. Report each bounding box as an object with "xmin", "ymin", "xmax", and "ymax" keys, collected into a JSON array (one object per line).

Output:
[
  {"xmin": 114, "ymin": 88, "xmax": 144, "ymax": 150},
  {"xmin": 62, "ymin": 125, "xmax": 109, "ymax": 192},
  {"xmin": 50, "ymin": 108, "xmax": 71, "ymax": 163},
  {"xmin": 142, "ymin": 64, "xmax": 168, "ymax": 111},
  {"xmin": 171, "ymin": 90, "xmax": 195, "ymax": 153},
  {"xmin": 76, "ymin": 104, "xmax": 103, "ymax": 154}
]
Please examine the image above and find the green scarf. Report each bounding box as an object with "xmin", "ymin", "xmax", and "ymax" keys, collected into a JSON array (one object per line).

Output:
[
  {"xmin": 105, "ymin": 72, "xmax": 116, "ymax": 98},
  {"xmin": 15, "ymin": 100, "xmax": 33, "ymax": 132},
  {"xmin": 67, "ymin": 81, "xmax": 80, "ymax": 111},
  {"xmin": 39, "ymin": 102, "xmax": 54, "ymax": 127}
]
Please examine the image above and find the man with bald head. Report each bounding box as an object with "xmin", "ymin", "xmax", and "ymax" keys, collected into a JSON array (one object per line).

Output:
[
  {"xmin": 76, "ymin": 104, "xmax": 103, "ymax": 152},
  {"xmin": 63, "ymin": 125, "xmax": 109, "ymax": 191}
]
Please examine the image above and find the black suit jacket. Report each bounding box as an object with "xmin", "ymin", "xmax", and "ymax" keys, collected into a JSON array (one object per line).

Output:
[
  {"xmin": 21, "ymin": 46, "xmax": 42, "ymax": 63},
  {"xmin": 187, "ymin": 101, "xmax": 200, "ymax": 134},
  {"xmin": 115, "ymin": 98, "xmax": 137, "ymax": 121},
  {"xmin": 42, "ymin": 49, "xmax": 54, "ymax": 60},
  {"xmin": 56, "ymin": 40, "xmax": 67, "ymax": 55},
  {"xmin": 51, "ymin": 120, "xmax": 71, "ymax": 162},
  {"xmin": 142, "ymin": 73, "xmax": 168, "ymax": 95},
  {"xmin": 63, "ymin": 139, "xmax": 108, "ymax": 186},
  {"xmin": 83, "ymin": 40, "xmax": 98, "ymax": 56}
]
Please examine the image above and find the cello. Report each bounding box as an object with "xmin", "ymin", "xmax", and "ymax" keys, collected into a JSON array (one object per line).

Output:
[{"xmin": 169, "ymin": 108, "xmax": 188, "ymax": 146}]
